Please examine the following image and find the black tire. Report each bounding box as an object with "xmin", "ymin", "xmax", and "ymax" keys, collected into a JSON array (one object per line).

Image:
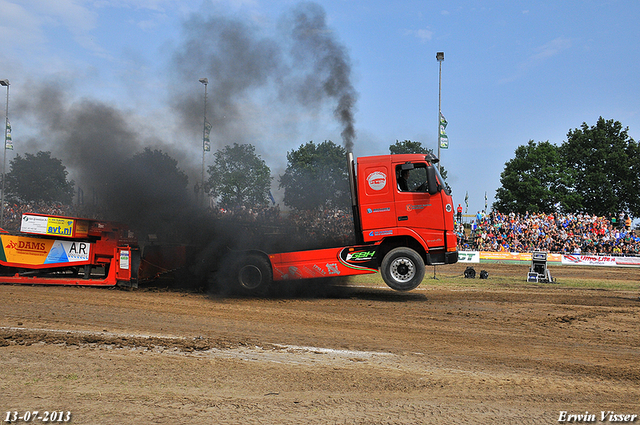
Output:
[
  {"xmin": 380, "ymin": 247, "xmax": 425, "ymax": 291},
  {"xmin": 235, "ymin": 254, "xmax": 272, "ymax": 296}
]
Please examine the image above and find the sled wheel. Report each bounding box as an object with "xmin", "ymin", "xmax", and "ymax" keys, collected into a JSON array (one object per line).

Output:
[{"xmin": 380, "ymin": 247, "xmax": 425, "ymax": 291}]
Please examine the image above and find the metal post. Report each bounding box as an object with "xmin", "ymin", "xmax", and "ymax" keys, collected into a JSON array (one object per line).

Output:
[
  {"xmin": 0, "ymin": 79, "xmax": 9, "ymax": 228},
  {"xmin": 199, "ymin": 78, "xmax": 208, "ymax": 206},
  {"xmin": 436, "ymin": 52, "xmax": 444, "ymax": 174}
]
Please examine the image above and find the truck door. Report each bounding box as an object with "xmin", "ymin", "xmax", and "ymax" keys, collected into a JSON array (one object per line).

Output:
[
  {"xmin": 393, "ymin": 162, "xmax": 446, "ymax": 249},
  {"xmin": 358, "ymin": 163, "xmax": 396, "ymax": 233}
]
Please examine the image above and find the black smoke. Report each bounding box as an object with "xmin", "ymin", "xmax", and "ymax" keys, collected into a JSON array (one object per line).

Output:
[
  {"xmin": 170, "ymin": 2, "xmax": 357, "ymax": 152},
  {"xmin": 13, "ymin": 83, "xmax": 193, "ymax": 237},
  {"xmin": 12, "ymin": 2, "xmax": 358, "ymax": 251},
  {"xmin": 286, "ymin": 2, "xmax": 357, "ymax": 151}
]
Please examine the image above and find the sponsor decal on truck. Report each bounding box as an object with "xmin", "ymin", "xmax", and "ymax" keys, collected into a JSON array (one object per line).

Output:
[
  {"xmin": 21, "ymin": 214, "xmax": 76, "ymax": 237},
  {"xmin": 0, "ymin": 236, "xmax": 91, "ymax": 265},
  {"xmin": 366, "ymin": 171, "xmax": 387, "ymax": 191}
]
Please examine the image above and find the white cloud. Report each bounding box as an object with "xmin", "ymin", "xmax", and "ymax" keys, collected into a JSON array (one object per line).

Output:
[
  {"xmin": 499, "ymin": 37, "xmax": 573, "ymax": 84},
  {"xmin": 0, "ymin": 0, "xmax": 105, "ymax": 57},
  {"xmin": 529, "ymin": 37, "xmax": 572, "ymax": 63},
  {"xmin": 403, "ymin": 28, "xmax": 433, "ymax": 43},
  {"xmin": 0, "ymin": 0, "xmax": 48, "ymax": 46}
]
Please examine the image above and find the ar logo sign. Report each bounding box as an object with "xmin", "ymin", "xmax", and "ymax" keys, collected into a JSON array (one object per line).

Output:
[{"xmin": 69, "ymin": 242, "xmax": 88, "ymax": 255}]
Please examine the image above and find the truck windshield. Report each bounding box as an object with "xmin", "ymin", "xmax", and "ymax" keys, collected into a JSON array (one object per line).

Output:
[{"xmin": 434, "ymin": 166, "xmax": 450, "ymax": 195}]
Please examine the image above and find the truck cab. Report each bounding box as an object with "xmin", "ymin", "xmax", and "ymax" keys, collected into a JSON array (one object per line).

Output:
[
  {"xmin": 242, "ymin": 153, "xmax": 459, "ymax": 295},
  {"xmin": 352, "ymin": 153, "xmax": 458, "ymax": 268}
]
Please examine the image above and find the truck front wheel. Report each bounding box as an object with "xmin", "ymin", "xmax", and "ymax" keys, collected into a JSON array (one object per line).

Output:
[
  {"xmin": 236, "ymin": 254, "xmax": 272, "ymax": 296},
  {"xmin": 380, "ymin": 247, "xmax": 425, "ymax": 291}
]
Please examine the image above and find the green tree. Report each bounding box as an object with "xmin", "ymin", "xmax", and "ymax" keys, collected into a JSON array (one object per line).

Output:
[
  {"xmin": 104, "ymin": 147, "xmax": 190, "ymax": 229},
  {"xmin": 562, "ymin": 117, "xmax": 640, "ymax": 217},
  {"xmin": 493, "ymin": 140, "xmax": 572, "ymax": 214},
  {"xmin": 207, "ymin": 143, "xmax": 272, "ymax": 209},
  {"xmin": 279, "ymin": 140, "xmax": 350, "ymax": 211},
  {"xmin": 6, "ymin": 151, "xmax": 74, "ymax": 204},
  {"xmin": 389, "ymin": 140, "xmax": 431, "ymax": 155}
]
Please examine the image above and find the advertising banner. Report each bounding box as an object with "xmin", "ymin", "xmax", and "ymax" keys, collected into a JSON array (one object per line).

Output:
[
  {"xmin": 614, "ymin": 256, "xmax": 640, "ymax": 267},
  {"xmin": 477, "ymin": 251, "xmax": 562, "ymax": 264},
  {"xmin": 21, "ymin": 214, "xmax": 75, "ymax": 237},
  {"xmin": 457, "ymin": 251, "xmax": 480, "ymax": 263},
  {"xmin": 0, "ymin": 235, "xmax": 91, "ymax": 266},
  {"xmin": 467, "ymin": 251, "xmax": 640, "ymax": 268},
  {"xmin": 562, "ymin": 254, "xmax": 619, "ymax": 267}
]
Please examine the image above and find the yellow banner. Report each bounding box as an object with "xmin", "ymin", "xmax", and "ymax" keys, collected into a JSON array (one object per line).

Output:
[
  {"xmin": 0, "ymin": 235, "xmax": 92, "ymax": 266},
  {"xmin": 44, "ymin": 217, "xmax": 75, "ymax": 237},
  {"xmin": 479, "ymin": 251, "xmax": 562, "ymax": 263},
  {"xmin": 1, "ymin": 235, "xmax": 55, "ymax": 265}
]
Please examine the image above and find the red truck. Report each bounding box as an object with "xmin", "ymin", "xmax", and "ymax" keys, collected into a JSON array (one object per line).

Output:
[
  {"xmin": 232, "ymin": 152, "xmax": 458, "ymax": 294},
  {"xmin": 0, "ymin": 153, "xmax": 457, "ymax": 293}
]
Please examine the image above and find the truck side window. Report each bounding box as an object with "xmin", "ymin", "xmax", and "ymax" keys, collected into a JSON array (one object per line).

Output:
[
  {"xmin": 396, "ymin": 164, "xmax": 428, "ymax": 192},
  {"xmin": 397, "ymin": 169, "xmax": 410, "ymax": 191}
]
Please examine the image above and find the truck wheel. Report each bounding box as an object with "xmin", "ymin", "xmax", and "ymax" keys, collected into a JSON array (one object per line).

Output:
[
  {"xmin": 236, "ymin": 254, "xmax": 272, "ymax": 296},
  {"xmin": 380, "ymin": 247, "xmax": 425, "ymax": 291}
]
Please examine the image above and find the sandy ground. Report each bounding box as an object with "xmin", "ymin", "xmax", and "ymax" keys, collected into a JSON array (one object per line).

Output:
[{"xmin": 1, "ymin": 262, "xmax": 639, "ymax": 424}]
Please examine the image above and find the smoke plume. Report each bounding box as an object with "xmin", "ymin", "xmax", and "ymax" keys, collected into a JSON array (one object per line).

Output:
[
  {"xmin": 286, "ymin": 2, "xmax": 357, "ymax": 151},
  {"xmin": 12, "ymin": 2, "xmax": 358, "ymax": 239},
  {"xmin": 170, "ymin": 2, "xmax": 357, "ymax": 152}
]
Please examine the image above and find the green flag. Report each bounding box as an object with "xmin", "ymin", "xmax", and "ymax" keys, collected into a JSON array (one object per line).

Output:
[
  {"xmin": 464, "ymin": 191, "xmax": 468, "ymax": 213},
  {"xmin": 439, "ymin": 112, "xmax": 449, "ymax": 149},
  {"xmin": 203, "ymin": 120, "xmax": 211, "ymax": 152},
  {"xmin": 5, "ymin": 120, "xmax": 12, "ymax": 150}
]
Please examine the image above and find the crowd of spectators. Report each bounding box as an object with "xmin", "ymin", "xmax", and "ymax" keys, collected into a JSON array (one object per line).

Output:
[
  {"xmin": 1, "ymin": 200, "xmax": 355, "ymax": 248},
  {"xmin": 3, "ymin": 201, "xmax": 638, "ymax": 257},
  {"xmin": 1, "ymin": 202, "xmax": 77, "ymax": 231},
  {"xmin": 209, "ymin": 204, "xmax": 282, "ymax": 223},
  {"xmin": 209, "ymin": 204, "xmax": 355, "ymax": 247},
  {"xmin": 286, "ymin": 208, "xmax": 355, "ymax": 246},
  {"xmin": 457, "ymin": 210, "xmax": 639, "ymax": 256}
]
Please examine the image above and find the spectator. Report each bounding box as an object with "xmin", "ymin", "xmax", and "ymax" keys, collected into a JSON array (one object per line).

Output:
[{"xmin": 460, "ymin": 210, "xmax": 638, "ymax": 255}]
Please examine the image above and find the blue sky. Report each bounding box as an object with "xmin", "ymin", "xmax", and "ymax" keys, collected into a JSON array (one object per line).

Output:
[{"xmin": 0, "ymin": 0, "xmax": 638, "ymax": 215}]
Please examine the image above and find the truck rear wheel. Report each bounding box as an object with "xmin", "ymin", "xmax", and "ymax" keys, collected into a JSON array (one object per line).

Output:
[
  {"xmin": 380, "ymin": 247, "xmax": 425, "ymax": 291},
  {"xmin": 236, "ymin": 254, "xmax": 272, "ymax": 296}
]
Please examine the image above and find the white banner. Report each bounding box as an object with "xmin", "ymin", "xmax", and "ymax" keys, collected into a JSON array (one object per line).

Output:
[
  {"xmin": 458, "ymin": 251, "xmax": 480, "ymax": 263},
  {"xmin": 562, "ymin": 254, "xmax": 618, "ymax": 267},
  {"xmin": 614, "ymin": 256, "xmax": 640, "ymax": 266}
]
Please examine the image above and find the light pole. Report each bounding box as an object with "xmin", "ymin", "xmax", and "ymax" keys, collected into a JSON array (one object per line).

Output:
[
  {"xmin": 0, "ymin": 79, "xmax": 9, "ymax": 228},
  {"xmin": 436, "ymin": 52, "xmax": 444, "ymax": 173},
  {"xmin": 199, "ymin": 77, "xmax": 208, "ymax": 206}
]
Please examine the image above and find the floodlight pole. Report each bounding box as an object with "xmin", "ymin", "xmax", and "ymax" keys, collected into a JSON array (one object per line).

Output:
[
  {"xmin": 199, "ymin": 78, "xmax": 208, "ymax": 206},
  {"xmin": 0, "ymin": 79, "xmax": 9, "ymax": 228},
  {"xmin": 436, "ymin": 52, "xmax": 444, "ymax": 174}
]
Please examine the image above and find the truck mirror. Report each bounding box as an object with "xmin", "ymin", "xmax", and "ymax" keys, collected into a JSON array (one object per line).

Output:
[
  {"xmin": 400, "ymin": 163, "xmax": 415, "ymax": 171},
  {"xmin": 426, "ymin": 165, "xmax": 439, "ymax": 195}
]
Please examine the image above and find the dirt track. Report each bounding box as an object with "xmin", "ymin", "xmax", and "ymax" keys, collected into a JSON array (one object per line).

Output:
[{"xmin": 1, "ymin": 263, "xmax": 639, "ymax": 424}]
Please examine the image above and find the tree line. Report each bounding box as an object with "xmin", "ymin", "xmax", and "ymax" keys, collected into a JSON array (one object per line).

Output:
[
  {"xmin": 493, "ymin": 117, "xmax": 640, "ymax": 218},
  {"xmin": 2, "ymin": 139, "xmax": 442, "ymax": 213},
  {"xmin": 5, "ymin": 116, "xmax": 636, "ymax": 219}
]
